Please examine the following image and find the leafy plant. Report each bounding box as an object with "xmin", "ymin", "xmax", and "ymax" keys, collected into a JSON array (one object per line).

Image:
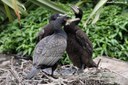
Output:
[
  {"xmin": 0, "ymin": 4, "xmax": 128, "ymax": 65},
  {"xmin": 84, "ymin": 5, "xmax": 128, "ymax": 61},
  {"xmin": 0, "ymin": 7, "xmax": 50, "ymax": 55},
  {"xmin": 0, "ymin": 0, "xmax": 68, "ymax": 31}
]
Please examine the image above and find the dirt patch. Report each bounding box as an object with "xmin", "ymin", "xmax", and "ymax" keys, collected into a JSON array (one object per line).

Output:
[{"xmin": 0, "ymin": 54, "xmax": 128, "ymax": 85}]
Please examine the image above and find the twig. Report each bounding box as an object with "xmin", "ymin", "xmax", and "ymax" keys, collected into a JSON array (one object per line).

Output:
[
  {"xmin": 9, "ymin": 57, "xmax": 23, "ymax": 85},
  {"xmin": 79, "ymin": 79, "xmax": 84, "ymax": 84},
  {"xmin": 0, "ymin": 68, "xmax": 8, "ymax": 72},
  {"xmin": 20, "ymin": 61, "xmax": 24, "ymax": 69},
  {"xmin": 42, "ymin": 72, "xmax": 70, "ymax": 85},
  {"xmin": 42, "ymin": 72, "xmax": 56, "ymax": 81},
  {"xmin": 97, "ymin": 59, "xmax": 101, "ymax": 68},
  {"xmin": 6, "ymin": 71, "xmax": 10, "ymax": 85},
  {"xmin": 0, "ymin": 60, "xmax": 10, "ymax": 68}
]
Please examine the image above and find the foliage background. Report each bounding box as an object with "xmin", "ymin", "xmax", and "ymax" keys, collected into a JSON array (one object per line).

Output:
[{"xmin": 0, "ymin": 0, "xmax": 128, "ymax": 64}]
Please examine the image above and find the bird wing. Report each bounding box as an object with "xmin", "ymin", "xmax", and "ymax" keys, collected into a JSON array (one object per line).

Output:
[
  {"xmin": 33, "ymin": 37, "xmax": 49, "ymax": 66},
  {"xmin": 75, "ymin": 29, "xmax": 93, "ymax": 55},
  {"xmin": 36, "ymin": 24, "xmax": 54, "ymax": 43},
  {"xmin": 33, "ymin": 35, "xmax": 66, "ymax": 67}
]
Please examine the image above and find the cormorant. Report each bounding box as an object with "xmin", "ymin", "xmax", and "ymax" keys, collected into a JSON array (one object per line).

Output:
[
  {"xmin": 37, "ymin": 14, "xmax": 64, "ymax": 43},
  {"xmin": 64, "ymin": 6, "xmax": 97, "ymax": 70},
  {"xmin": 26, "ymin": 15, "xmax": 69, "ymax": 79}
]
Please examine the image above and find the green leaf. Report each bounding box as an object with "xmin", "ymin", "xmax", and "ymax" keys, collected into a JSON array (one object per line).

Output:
[
  {"xmin": 29, "ymin": 0, "xmax": 67, "ymax": 14},
  {"xmin": 91, "ymin": 7, "xmax": 103, "ymax": 24},
  {"xmin": 84, "ymin": 0, "xmax": 108, "ymax": 27},
  {"xmin": 3, "ymin": 3, "xmax": 13, "ymax": 22},
  {"xmin": 1, "ymin": 0, "xmax": 28, "ymax": 16}
]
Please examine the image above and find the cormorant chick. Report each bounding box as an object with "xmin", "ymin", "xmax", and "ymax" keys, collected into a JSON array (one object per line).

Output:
[
  {"xmin": 26, "ymin": 15, "xmax": 69, "ymax": 79},
  {"xmin": 64, "ymin": 6, "xmax": 97, "ymax": 70},
  {"xmin": 37, "ymin": 14, "xmax": 64, "ymax": 43}
]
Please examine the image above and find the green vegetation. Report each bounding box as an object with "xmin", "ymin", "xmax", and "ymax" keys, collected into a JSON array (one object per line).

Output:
[
  {"xmin": 84, "ymin": 5, "xmax": 128, "ymax": 60},
  {"xmin": 0, "ymin": 8, "xmax": 50, "ymax": 55},
  {"xmin": 0, "ymin": 0, "xmax": 128, "ymax": 64}
]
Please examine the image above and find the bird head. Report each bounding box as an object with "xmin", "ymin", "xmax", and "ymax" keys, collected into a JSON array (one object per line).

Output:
[
  {"xmin": 53, "ymin": 15, "xmax": 80, "ymax": 28},
  {"xmin": 49, "ymin": 14, "xmax": 67, "ymax": 22},
  {"xmin": 71, "ymin": 5, "xmax": 83, "ymax": 20},
  {"xmin": 57, "ymin": 15, "xmax": 80, "ymax": 25}
]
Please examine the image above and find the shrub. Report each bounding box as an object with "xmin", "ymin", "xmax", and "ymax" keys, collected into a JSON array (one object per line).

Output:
[
  {"xmin": 0, "ymin": 7, "xmax": 50, "ymax": 56},
  {"xmin": 0, "ymin": 5, "xmax": 128, "ymax": 64},
  {"xmin": 84, "ymin": 5, "xmax": 128, "ymax": 61}
]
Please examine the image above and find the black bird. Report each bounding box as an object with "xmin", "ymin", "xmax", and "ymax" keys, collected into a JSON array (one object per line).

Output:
[
  {"xmin": 64, "ymin": 6, "xmax": 97, "ymax": 70},
  {"xmin": 37, "ymin": 14, "xmax": 64, "ymax": 43},
  {"xmin": 26, "ymin": 15, "xmax": 69, "ymax": 79}
]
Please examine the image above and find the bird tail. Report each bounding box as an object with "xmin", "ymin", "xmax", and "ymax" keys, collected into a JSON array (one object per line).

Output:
[{"xmin": 26, "ymin": 66, "xmax": 39, "ymax": 79}]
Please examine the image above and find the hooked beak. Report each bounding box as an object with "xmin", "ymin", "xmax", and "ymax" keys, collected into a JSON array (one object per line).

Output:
[
  {"xmin": 66, "ymin": 18, "xmax": 80, "ymax": 25},
  {"xmin": 70, "ymin": 5, "xmax": 79, "ymax": 14}
]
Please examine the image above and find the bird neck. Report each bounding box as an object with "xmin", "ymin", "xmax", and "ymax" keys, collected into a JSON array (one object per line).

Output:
[
  {"xmin": 75, "ymin": 13, "xmax": 83, "ymax": 25},
  {"xmin": 52, "ymin": 20, "xmax": 62, "ymax": 30},
  {"xmin": 51, "ymin": 21, "xmax": 67, "ymax": 38},
  {"xmin": 54, "ymin": 28, "xmax": 63, "ymax": 33},
  {"xmin": 54, "ymin": 28, "xmax": 67, "ymax": 38},
  {"xmin": 76, "ymin": 15, "xmax": 82, "ymax": 20},
  {"xmin": 64, "ymin": 25, "xmax": 78, "ymax": 33}
]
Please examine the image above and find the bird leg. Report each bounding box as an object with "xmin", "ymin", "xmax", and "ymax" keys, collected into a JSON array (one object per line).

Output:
[
  {"xmin": 51, "ymin": 63, "xmax": 58, "ymax": 76},
  {"xmin": 50, "ymin": 63, "xmax": 58, "ymax": 79},
  {"xmin": 41, "ymin": 63, "xmax": 58, "ymax": 78},
  {"xmin": 73, "ymin": 64, "xmax": 84, "ymax": 75},
  {"xmin": 77, "ymin": 64, "xmax": 85, "ymax": 74}
]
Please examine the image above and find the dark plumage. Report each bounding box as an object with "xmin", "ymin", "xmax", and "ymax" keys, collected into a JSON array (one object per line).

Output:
[
  {"xmin": 64, "ymin": 6, "xmax": 97, "ymax": 70},
  {"xmin": 26, "ymin": 16, "xmax": 68, "ymax": 79},
  {"xmin": 37, "ymin": 14, "xmax": 64, "ymax": 43}
]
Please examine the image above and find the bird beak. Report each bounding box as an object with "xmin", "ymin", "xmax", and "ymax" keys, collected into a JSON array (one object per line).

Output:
[
  {"xmin": 58, "ymin": 14, "xmax": 68, "ymax": 19},
  {"xmin": 59, "ymin": 14, "xmax": 67, "ymax": 17},
  {"xmin": 66, "ymin": 18, "xmax": 80, "ymax": 25},
  {"xmin": 71, "ymin": 5, "xmax": 79, "ymax": 14}
]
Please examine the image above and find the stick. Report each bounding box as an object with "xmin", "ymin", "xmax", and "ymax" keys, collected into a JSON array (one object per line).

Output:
[
  {"xmin": 97, "ymin": 59, "xmax": 101, "ymax": 68},
  {"xmin": 9, "ymin": 57, "xmax": 23, "ymax": 85},
  {"xmin": 6, "ymin": 71, "xmax": 10, "ymax": 85}
]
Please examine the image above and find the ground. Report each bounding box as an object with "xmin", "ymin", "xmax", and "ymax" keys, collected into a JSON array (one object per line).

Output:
[{"xmin": 0, "ymin": 54, "xmax": 128, "ymax": 85}]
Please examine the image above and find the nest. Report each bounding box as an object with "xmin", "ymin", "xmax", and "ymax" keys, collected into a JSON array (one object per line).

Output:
[{"xmin": 0, "ymin": 55, "xmax": 127, "ymax": 85}]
